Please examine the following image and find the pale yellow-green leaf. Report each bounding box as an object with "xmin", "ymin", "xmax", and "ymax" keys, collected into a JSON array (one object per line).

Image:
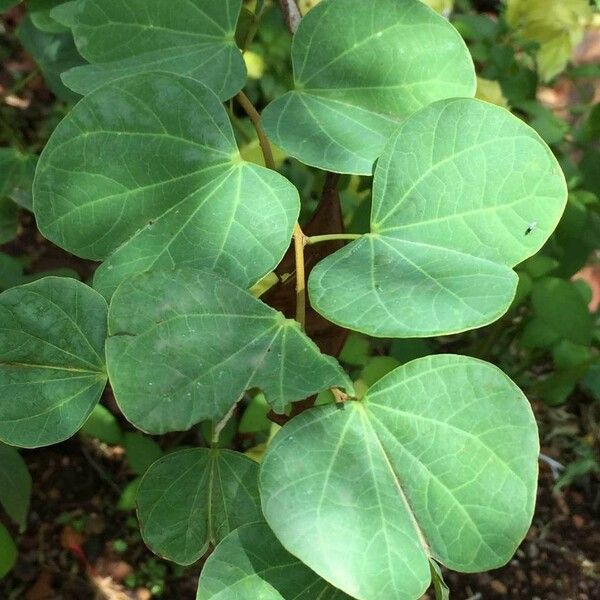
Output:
[
  {"xmin": 506, "ymin": 0, "xmax": 592, "ymax": 80},
  {"xmin": 249, "ymin": 272, "xmax": 279, "ymax": 297},
  {"xmin": 420, "ymin": 0, "xmax": 453, "ymax": 15},
  {"xmin": 537, "ymin": 33, "xmax": 576, "ymax": 81},
  {"xmin": 243, "ymin": 51, "xmax": 265, "ymax": 79},
  {"xmin": 298, "ymin": 0, "xmax": 321, "ymax": 15},
  {"xmin": 239, "ymin": 139, "xmax": 287, "ymax": 168},
  {"xmin": 476, "ymin": 76, "xmax": 508, "ymax": 107}
]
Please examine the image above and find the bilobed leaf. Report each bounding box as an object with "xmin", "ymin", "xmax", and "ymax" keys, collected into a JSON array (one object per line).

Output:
[
  {"xmin": 62, "ymin": 0, "xmax": 246, "ymax": 99},
  {"xmin": 197, "ymin": 522, "xmax": 352, "ymax": 600},
  {"xmin": 0, "ymin": 444, "xmax": 32, "ymax": 531},
  {"xmin": 260, "ymin": 355, "xmax": 539, "ymax": 600},
  {"xmin": 106, "ymin": 269, "xmax": 351, "ymax": 434},
  {"xmin": 34, "ymin": 73, "xmax": 299, "ymax": 299},
  {"xmin": 309, "ymin": 98, "xmax": 567, "ymax": 337},
  {"xmin": 137, "ymin": 448, "xmax": 261, "ymax": 565},
  {"xmin": 262, "ymin": 0, "xmax": 475, "ymax": 174},
  {"xmin": 0, "ymin": 277, "xmax": 108, "ymax": 448}
]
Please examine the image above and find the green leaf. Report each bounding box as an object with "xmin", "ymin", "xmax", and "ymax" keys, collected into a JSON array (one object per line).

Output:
[
  {"xmin": 0, "ymin": 148, "xmax": 37, "ymax": 211},
  {"xmin": 522, "ymin": 278, "xmax": 592, "ymax": 348},
  {"xmin": 511, "ymin": 272, "xmax": 532, "ymax": 308},
  {"xmin": 80, "ymin": 404, "xmax": 123, "ymax": 445},
  {"xmin": 339, "ymin": 333, "xmax": 371, "ymax": 367},
  {"xmin": 309, "ymin": 98, "xmax": 567, "ymax": 337},
  {"xmin": 107, "ymin": 270, "xmax": 351, "ymax": 434},
  {"xmin": 429, "ymin": 562, "xmax": 449, "ymax": 600},
  {"xmin": 124, "ymin": 432, "xmax": 163, "ymax": 476},
  {"xmin": 260, "ymin": 355, "xmax": 539, "ymax": 600},
  {"xmin": 0, "ymin": 523, "xmax": 17, "ymax": 580},
  {"xmin": 17, "ymin": 16, "xmax": 84, "ymax": 103},
  {"xmin": 117, "ymin": 476, "xmax": 142, "ymax": 511},
  {"xmin": 0, "ymin": 444, "xmax": 31, "ymax": 531},
  {"xmin": 29, "ymin": 0, "xmax": 68, "ymax": 33},
  {"xmin": 0, "ymin": 254, "xmax": 24, "ymax": 292},
  {"xmin": 49, "ymin": 1, "xmax": 78, "ymax": 27},
  {"xmin": 552, "ymin": 341, "xmax": 592, "ymax": 370},
  {"xmin": 583, "ymin": 363, "xmax": 600, "ymax": 401},
  {"xmin": 202, "ymin": 417, "xmax": 237, "ymax": 448},
  {"xmin": 262, "ymin": 0, "xmax": 475, "ymax": 175},
  {"xmin": 389, "ymin": 339, "xmax": 432, "ymax": 365},
  {"xmin": 239, "ymin": 393, "xmax": 271, "ymax": 434},
  {"xmin": 0, "ymin": 0, "xmax": 19, "ymax": 12},
  {"xmin": 137, "ymin": 448, "xmax": 261, "ymax": 565},
  {"xmin": 34, "ymin": 72, "xmax": 299, "ymax": 299},
  {"xmin": 62, "ymin": 0, "xmax": 246, "ymax": 99},
  {"xmin": 518, "ymin": 255, "xmax": 559, "ymax": 279},
  {"xmin": 537, "ymin": 369, "xmax": 583, "ymax": 406},
  {"xmin": 0, "ymin": 277, "xmax": 108, "ymax": 448},
  {"xmin": 0, "ymin": 198, "xmax": 18, "ymax": 245},
  {"xmin": 359, "ymin": 356, "xmax": 401, "ymax": 387},
  {"xmin": 0, "ymin": 253, "xmax": 79, "ymax": 292},
  {"xmin": 197, "ymin": 522, "xmax": 352, "ymax": 600}
]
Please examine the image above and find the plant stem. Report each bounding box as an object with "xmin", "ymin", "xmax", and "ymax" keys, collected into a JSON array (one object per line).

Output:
[
  {"xmin": 293, "ymin": 223, "xmax": 307, "ymax": 329},
  {"xmin": 235, "ymin": 90, "xmax": 276, "ymax": 169},
  {"xmin": 212, "ymin": 402, "xmax": 237, "ymax": 447},
  {"xmin": 306, "ymin": 233, "xmax": 362, "ymax": 245},
  {"xmin": 235, "ymin": 89, "xmax": 308, "ymax": 329}
]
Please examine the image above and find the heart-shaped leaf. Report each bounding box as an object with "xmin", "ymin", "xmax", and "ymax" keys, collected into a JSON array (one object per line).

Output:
[
  {"xmin": 106, "ymin": 269, "xmax": 352, "ymax": 434},
  {"xmin": 137, "ymin": 448, "xmax": 261, "ymax": 565},
  {"xmin": 197, "ymin": 522, "xmax": 352, "ymax": 600},
  {"xmin": 260, "ymin": 355, "xmax": 539, "ymax": 600},
  {"xmin": 309, "ymin": 98, "xmax": 567, "ymax": 337},
  {"xmin": 0, "ymin": 277, "xmax": 108, "ymax": 448},
  {"xmin": 33, "ymin": 73, "xmax": 299, "ymax": 298},
  {"xmin": 62, "ymin": 0, "xmax": 246, "ymax": 99},
  {"xmin": 262, "ymin": 0, "xmax": 475, "ymax": 175},
  {"xmin": 0, "ymin": 444, "xmax": 31, "ymax": 531}
]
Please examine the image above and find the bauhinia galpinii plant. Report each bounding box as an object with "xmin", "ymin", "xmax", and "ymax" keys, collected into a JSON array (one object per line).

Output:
[{"xmin": 0, "ymin": 0, "xmax": 568, "ymax": 598}]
